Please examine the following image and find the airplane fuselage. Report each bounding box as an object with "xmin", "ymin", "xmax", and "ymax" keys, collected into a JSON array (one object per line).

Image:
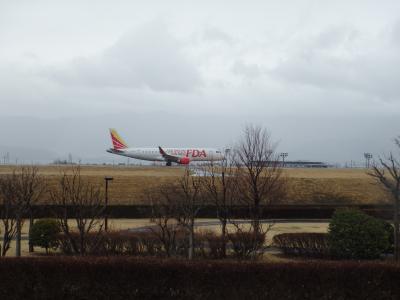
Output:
[
  {"xmin": 106, "ymin": 129, "xmax": 224, "ymax": 165},
  {"xmin": 107, "ymin": 147, "xmax": 224, "ymax": 162}
]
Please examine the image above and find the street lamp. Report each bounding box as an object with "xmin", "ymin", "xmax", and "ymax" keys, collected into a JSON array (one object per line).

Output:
[
  {"xmin": 104, "ymin": 176, "xmax": 114, "ymax": 231},
  {"xmin": 280, "ymin": 152, "xmax": 288, "ymax": 167},
  {"xmin": 364, "ymin": 153, "xmax": 372, "ymax": 169}
]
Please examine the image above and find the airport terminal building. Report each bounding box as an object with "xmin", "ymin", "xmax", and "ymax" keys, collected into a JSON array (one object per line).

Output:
[{"xmin": 280, "ymin": 161, "xmax": 330, "ymax": 168}]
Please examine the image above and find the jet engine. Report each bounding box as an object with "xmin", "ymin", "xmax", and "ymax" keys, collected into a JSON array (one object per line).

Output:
[{"xmin": 178, "ymin": 157, "xmax": 190, "ymax": 165}]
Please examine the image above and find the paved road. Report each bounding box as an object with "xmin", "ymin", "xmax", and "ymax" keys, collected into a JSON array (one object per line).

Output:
[{"xmin": 128, "ymin": 219, "xmax": 329, "ymax": 232}]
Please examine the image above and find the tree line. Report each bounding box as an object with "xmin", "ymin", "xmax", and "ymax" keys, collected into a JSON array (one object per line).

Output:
[
  {"xmin": 0, "ymin": 125, "xmax": 399, "ymax": 261},
  {"xmin": 0, "ymin": 125, "xmax": 285, "ymax": 258}
]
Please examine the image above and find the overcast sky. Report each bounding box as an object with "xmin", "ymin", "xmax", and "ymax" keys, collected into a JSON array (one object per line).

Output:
[{"xmin": 1, "ymin": 0, "xmax": 400, "ymax": 164}]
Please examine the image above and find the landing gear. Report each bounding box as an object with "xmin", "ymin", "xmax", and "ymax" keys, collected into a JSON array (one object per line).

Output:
[{"xmin": 166, "ymin": 161, "xmax": 172, "ymax": 166}]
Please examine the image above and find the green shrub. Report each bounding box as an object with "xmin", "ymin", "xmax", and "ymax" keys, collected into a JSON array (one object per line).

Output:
[
  {"xmin": 30, "ymin": 219, "xmax": 60, "ymax": 254},
  {"xmin": 328, "ymin": 209, "xmax": 389, "ymax": 259}
]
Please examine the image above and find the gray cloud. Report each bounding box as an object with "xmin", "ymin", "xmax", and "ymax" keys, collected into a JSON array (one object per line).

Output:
[
  {"xmin": 231, "ymin": 60, "xmax": 264, "ymax": 79},
  {"xmin": 1, "ymin": 1, "xmax": 400, "ymax": 164},
  {"xmin": 202, "ymin": 27, "xmax": 235, "ymax": 45},
  {"xmin": 390, "ymin": 19, "xmax": 400, "ymax": 46},
  {"xmin": 272, "ymin": 25, "xmax": 400, "ymax": 101},
  {"xmin": 45, "ymin": 21, "xmax": 202, "ymax": 92}
]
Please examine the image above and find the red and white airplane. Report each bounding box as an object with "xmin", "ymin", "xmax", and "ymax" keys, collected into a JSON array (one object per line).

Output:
[{"xmin": 106, "ymin": 129, "xmax": 224, "ymax": 166}]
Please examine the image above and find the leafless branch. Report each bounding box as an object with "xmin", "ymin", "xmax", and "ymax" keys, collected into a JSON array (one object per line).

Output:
[
  {"xmin": 367, "ymin": 140, "xmax": 400, "ymax": 261},
  {"xmin": 50, "ymin": 166, "xmax": 105, "ymax": 255}
]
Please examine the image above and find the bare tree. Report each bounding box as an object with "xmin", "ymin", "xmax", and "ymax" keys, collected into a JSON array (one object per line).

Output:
[
  {"xmin": 50, "ymin": 166, "xmax": 105, "ymax": 255},
  {"xmin": 368, "ymin": 137, "xmax": 400, "ymax": 261},
  {"xmin": 0, "ymin": 167, "xmax": 45, "ymax": 257},
  {"xmin": 156, "ymin": 168, "xmax": 203, "ymax": 259},
  {"xmin": 148, "ymin": 186, "xmax": 182, "ymax": 257},
  {"xmin": 199, "ymin": 154, "xmax": 237, "ymax": 257},
  {"xmin": 0, "ymin": 174, "xmax": 18, "ymax": 257},
  {"xmin": 16, "ymin": 167, "xmax": 46, "ymax": 254},
  {"xmin": 148, "ymin": 169, "xmax": 203, "ymax": 259},
  {"xmin": 175, "ymin": 168, "xmax": 203, "ymax": 259},
  {"xmin": 234, "ymin": 125, "xmax": 286, "ymax": 234}
]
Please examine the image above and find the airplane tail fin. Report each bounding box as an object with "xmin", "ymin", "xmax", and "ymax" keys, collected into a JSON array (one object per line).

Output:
[{"xmin": 109, "ymin": 128, "xmax": 128, "ymax": 150}]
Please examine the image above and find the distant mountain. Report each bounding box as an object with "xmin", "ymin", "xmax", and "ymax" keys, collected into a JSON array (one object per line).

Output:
[
  {"xmin": 0, "ymin": 145, "xmax": 59, "ymax": 164},
  {"xmin": 0, "ymin": 146, "xmax": 135, "ymax": 165}
]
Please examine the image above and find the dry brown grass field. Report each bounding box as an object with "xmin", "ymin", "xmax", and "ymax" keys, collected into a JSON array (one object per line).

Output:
[{"xmin": 0, "ymin": 165, "xmax": 391, "ymax": 205}]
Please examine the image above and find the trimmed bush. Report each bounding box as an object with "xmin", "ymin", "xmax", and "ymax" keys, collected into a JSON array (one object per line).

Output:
[
  {"xmin": 203, "ymin": 231, "xmax": 228, "ymax": 259},
  {"xmin": 273, "ymin": 233, "xmax": 329, "ymax": 257},
  {"xmin": 30, "ymin": 219, "xmax": 60, "ymax": 254},
  {"xmin": 328, "ymin": 209, "xmax": 390, "ymax": 259},
  {"xmin": 228, "ymin": 230, "xmax": 266, "ymax": 259},
  {"xmin": 57, "ymin": 230, "xmax": 227, "ymax": 259},
  {"xmin": 57, "ymin": 231, "xmax": 164, "ymax": 256},
  {"xmin": 195, "ymin": 230, "xmax": 228, "ymax": 259},
  {"xmin": 0, "ymin": 257, "xmax": 399, "ymax": 299}
]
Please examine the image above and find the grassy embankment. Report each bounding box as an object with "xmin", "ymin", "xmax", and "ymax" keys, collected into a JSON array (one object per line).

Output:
[{"xmin": 0, "ymin": 165, "xmax": 390, "ymax": 205}]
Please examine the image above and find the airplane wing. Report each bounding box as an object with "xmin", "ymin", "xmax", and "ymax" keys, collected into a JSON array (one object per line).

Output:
[{"xmin": 158, "ymin": 146, "xmax": 181, "ymax": 163}]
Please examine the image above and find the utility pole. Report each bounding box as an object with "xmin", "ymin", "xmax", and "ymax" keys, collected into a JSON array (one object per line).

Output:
[
  {"xmin": 104, "ymin": 176, "xmax": 113, "ymax": 231},
  {"xmin": 280, "ymin": 152, "xmax": 288, "ymax": 167},
  {"xmin": 364, "ymin": 153, "xmax": 372, "ymax": 168}
]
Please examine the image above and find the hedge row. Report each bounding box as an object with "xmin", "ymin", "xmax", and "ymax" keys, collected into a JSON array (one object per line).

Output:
[
  {"xmin": 273, "ymin": 233, "xmax": 329, "ymax": 257},
  {"xmin": 273, "ymin": 210, "xmax": 395, "ymax": 259},
  {"xmin": 56, "ymin": 230, "xmax": 265, "ymax": 259},
  {"xmin": 58, "ymin": 231, "xmax": 165, "ymax": 256},
  {"xmin": 0, "ymin": 257, "xmax": 399, "ymax": 299}
]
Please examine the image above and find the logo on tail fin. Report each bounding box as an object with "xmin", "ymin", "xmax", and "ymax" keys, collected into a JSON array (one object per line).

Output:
[{"xmin": 110, "ymin": 129, "xmax": 128, "ymax": 150}]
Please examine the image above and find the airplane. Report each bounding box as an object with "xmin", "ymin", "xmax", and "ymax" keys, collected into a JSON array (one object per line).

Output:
[{"xmin": 106, "ymin": 129, "xmax": 224, "ymax": 166}]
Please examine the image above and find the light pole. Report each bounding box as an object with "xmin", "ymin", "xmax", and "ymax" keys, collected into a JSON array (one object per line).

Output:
[
  {"xmin": 280, "ymin": 152, "xmax": 288, "ymax": 167},
  {"xmin": 104, "ymin": 176, "xmax": 113, "ymax": 231},
  {"xmin": 364, "ymin": 153, "xmax": 372, "ymax": 168}
]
